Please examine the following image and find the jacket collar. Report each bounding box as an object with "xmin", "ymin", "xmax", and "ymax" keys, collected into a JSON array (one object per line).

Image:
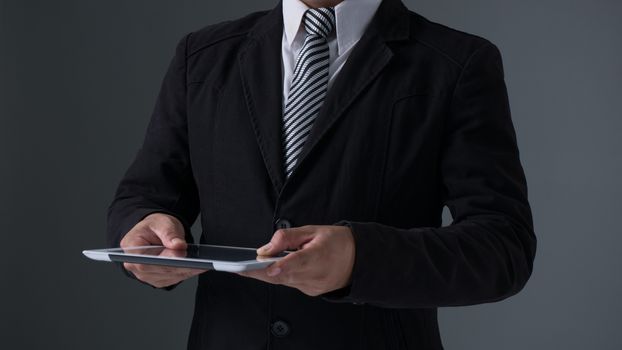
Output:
[
  {"xmin": 283, "ymin": 0, "xmax": 384, "ymax": 57},
  {"xmin": 248, "ymin": 0, "xmax": 409, "ymax": 41}
]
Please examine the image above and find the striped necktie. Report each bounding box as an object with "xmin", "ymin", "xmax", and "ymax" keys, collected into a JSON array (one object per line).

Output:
[{"xmin": 283, "ymin": 7, "xmax": 336, "ymax": 178}]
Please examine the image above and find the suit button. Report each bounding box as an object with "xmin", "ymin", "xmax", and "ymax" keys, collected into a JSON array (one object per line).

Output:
[
  {"xmin": 271, "ymin": 320, "xmax": 290, "ymax": 337},
  {"xmin": 275, "ymin": 218, "xmax": 292, "ymax": 230}
]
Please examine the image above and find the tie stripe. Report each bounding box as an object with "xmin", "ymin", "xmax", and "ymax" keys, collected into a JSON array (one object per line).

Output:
[
  {"xmin": 304, "ymin": 8, "xmax": 335, "ymax": 37},
  {"xmin": 283, "ymin": 7, "xmax": 335, "ymax": 177},
  {"xmin": 284, "ymin": 72, "xmax": 329, "ymax": 121}
]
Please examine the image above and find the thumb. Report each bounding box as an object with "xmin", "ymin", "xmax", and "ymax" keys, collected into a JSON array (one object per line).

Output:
[
  {"xmin": 257, "ymin": 226, "xmax": 315, "ymax": 256},
  {"xmin": 152, "ymin": 222, "xmax": 187, "ymax": 250}
]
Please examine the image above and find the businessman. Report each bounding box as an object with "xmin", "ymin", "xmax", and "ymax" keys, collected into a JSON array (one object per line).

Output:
[{"xmin": 107, "ymin": 0, "xmax": 537, "ymax": 348}]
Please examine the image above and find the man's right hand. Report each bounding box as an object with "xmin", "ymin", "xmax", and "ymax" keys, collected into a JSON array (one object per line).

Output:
[{"xmin": 120, "ymin": 212, "xmax": 206, "ymax": 288}]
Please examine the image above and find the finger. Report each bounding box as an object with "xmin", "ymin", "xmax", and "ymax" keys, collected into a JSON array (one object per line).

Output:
[
  {"xmin": 237, "ymin": 269, "xmax": 267, "ymax": 280},
  {"xmin": 136, "ymin": 275, "xmax": 182, "ymax": 289},
  {"xmin": 120, "ymin": 232, "xmax": 152, "ymax": 249},
  {"xmin": 149, "ymin": 269, "xmax": 205, "ymax": 288},
  {"xmin": 159, "ymin": 247, "xmax": 188, "ymax": 258},
  {"xmin": 150, "ymin": 280, "xmax": 178, "ymax": 289},
  {"xmin": 238, "ymin": 267, "xmax": 301, "ymax": 287},
  {"xmin": 240, "ymin": 249, "xmax": 315, "ymax": 286},
  {"xmin": 128, "ymin": 268, "xmax": 205, "ymax": 287},
  {"xmin": 124, "ymin": 262, "xmax": 205, "ymax": 275},
  {"xmin": 120, "ymin": 238, "xmax": 148, "ymax": 251},
  {"xmin": 265, "ymin": 247, "xmax": 315, "ymax": 280},
  {"xmin": 239, "ymin": 270, "xmax": 317, "ymax": 296},
  {"xmin": 134, "ymin": 269, "xmax": 206, "ymax": 281},
  {"xmin": 151, "ymin": 276, "xmax": 196, "ymax": 289},
  {"xmin": 257, "ymin": 226, "xmax": 316, "ymax": 256},
  {"xmin": 151, "ymin": 222, "xmax": 187, "ymax": 250},
  {"xmin": 124, "ymin": 262, "xmax": 178, "ymax": 274}
]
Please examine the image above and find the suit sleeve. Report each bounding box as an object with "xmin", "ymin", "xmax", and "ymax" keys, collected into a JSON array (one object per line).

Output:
[
  {"xmin": 325, "ymin": 42, "xmax": 536, "ymax": 308},
  {"xmin": 106, "ymin": 32, "xmax": 199, "ymax": 250}
]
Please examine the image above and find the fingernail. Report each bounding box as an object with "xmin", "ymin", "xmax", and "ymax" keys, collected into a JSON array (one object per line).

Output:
[
  {"xmin": 257, "ymin": 242, "xmax": 272, "ymax": 254},
  {"xmin": 171, "ymin": 238, "xmax": 184, "ymax": 245},
  {"xmin": 267, "ymin": 267, "xmax": 281, "ymax": 277}
]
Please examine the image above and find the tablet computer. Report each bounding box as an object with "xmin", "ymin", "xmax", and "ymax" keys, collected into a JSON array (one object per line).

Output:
[{"xmin": 82, "ymin": 244, "xmax": 286, "ymax": 272}]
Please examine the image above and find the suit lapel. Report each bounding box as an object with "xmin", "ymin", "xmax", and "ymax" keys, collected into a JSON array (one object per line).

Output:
[
  {"xmin": 290, "ymin": 35, "xmax": 393, "ymax": 177},
  {"xmin": 238, "ymin": 0, "xmax": 411, "ymax": 192},
  {"xmin": 286, "ymin": 0, "xmax": 411, "ymax": 181},
  {"xmin": 238, "ymin": 3, "xmax": 286, "ymax": 193}
]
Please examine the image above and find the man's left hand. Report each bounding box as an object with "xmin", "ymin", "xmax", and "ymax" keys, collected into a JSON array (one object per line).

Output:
[{"xmin": 239, "ymin": 225, "xmax": 355, "ymax": 296}]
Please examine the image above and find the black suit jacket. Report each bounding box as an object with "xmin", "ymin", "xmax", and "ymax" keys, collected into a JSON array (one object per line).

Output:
[{"xmin": 107, "ymin": 0, "xmax": 536, "ymax": 348}]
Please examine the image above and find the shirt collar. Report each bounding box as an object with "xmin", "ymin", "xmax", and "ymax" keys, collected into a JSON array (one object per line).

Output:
[{"xmin": 283, "ymin": 0, "xmax": 383, "ymax": 56}]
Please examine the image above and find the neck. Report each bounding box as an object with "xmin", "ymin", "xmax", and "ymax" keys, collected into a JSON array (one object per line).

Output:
[{"xmin": 300, "ymin": 0, "xmax": 344, "ymax": 8}]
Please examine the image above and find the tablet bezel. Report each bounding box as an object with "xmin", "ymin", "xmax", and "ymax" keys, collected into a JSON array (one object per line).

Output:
[{"xmin": 82, "ymin": 244, "xmax": 283, "ymax": 272}]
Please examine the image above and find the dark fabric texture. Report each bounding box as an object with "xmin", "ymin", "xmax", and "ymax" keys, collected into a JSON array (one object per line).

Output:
[{"xmin": 106, "ymin": 0, "xmax": 536, "ymax": 348}]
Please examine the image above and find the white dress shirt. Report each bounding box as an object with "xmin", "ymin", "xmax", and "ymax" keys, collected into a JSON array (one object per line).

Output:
[{"xmin": 281, "ymin": 0, "xmax": 382, "ymax": 107}]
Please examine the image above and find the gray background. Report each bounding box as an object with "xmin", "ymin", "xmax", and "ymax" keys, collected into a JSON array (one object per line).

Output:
[{"xmin": 1, "ymin": 0, "xmax": 620, "ymax": 349}]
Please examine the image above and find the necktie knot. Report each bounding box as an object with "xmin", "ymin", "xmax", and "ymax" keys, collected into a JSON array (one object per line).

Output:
[{"xmin": 303, "ymin": 7, "xmax": 335, "ymax": 38}]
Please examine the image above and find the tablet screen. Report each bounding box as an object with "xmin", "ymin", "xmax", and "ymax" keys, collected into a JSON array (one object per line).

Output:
[{"xmin": 113, "ymin": 244, "xmax": 286, "ymax": 262}]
